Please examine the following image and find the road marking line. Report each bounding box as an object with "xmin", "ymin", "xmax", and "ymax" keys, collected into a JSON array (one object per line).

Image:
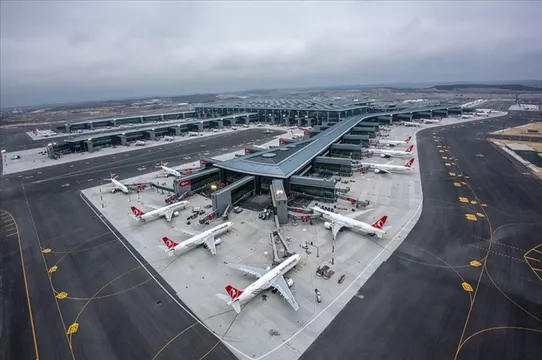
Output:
[
  {"xmin": 533, "ymin": 248, "xmax": 542, "ymax": 255},
  {"xmin": 6, "ymin": 231, "xmax": 18, "ymax": 237},
  {"xmin": 468, "ymin": 244, "xmax": 525, "ymax": 263},
  {"xmin": 525, "ymin": 256, "xmax": 540, "ymax": 262}
]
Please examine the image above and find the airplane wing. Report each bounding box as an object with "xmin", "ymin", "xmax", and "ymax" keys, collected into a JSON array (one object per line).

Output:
[
  {"xmin": 170, "ymin": 226, "xmax": 201, "ymax": 237},
  {"xmin": 272, "ymin": 275, "xmax": 299, "ymax": 311},
  {"xmin": 345, "ymin": 208, "xmax": 374, "ymax": 219},
  {"xmin": 164, "ymin": 210, "xmax": 174, "ymax": 222},
  {"xmin": 203, "ymin": 235, "xmax": 217, "ymax": 255},
  {"xmin": 146, "ymin": 204, "xmax": 161, "ymax": 211},
  {"xmin": 374, "ymin": 167, "xmax": 391, "ymax": 174},
  {"xmin": 227, "ymin": 263, "xmax": 268, "ymax": 279},
  {"xmin": 331, "ymin": 221, "xmax": 343, "ymax": 241}
]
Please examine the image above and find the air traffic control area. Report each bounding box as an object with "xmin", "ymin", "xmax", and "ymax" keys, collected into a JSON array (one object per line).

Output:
[{"xmin": 171, "ymin": 104, "xmax": 472, "ymax": 218}]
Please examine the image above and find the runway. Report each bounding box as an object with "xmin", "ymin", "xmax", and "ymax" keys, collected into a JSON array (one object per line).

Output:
[
  {"xmin": 1, "ymin": 128, "xmax": 282, "ymax": 360},
  {"xmin": 302, "ymin": 113, "xmax": 542, "ymax": 360}
]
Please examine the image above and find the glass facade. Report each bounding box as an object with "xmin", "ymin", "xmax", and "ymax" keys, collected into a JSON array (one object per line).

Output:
[
  {"xmin": 314, "ymin": 162, "xmax": 352, "ymax": 176},
  {"xmin": 191, "ymin": 172, "xmax": 220, "ymax": 192},
  {"xmin": 232, "ymin": 179, "xmax": 255, "ymax": 204},
  {"xmin": 290, "ymin": 183, "xmax": 335, "ymax": 200},
  {"xmin": 330, "ymin": 149, "xmax": 364, "ymax": 160}
]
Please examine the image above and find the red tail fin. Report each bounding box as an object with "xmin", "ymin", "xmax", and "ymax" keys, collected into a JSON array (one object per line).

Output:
[
  {"xmin": 130, "ymin": 206, "xmax": 145, "ymax": 217},
  {"xmin": 405, "ymin": 159, "xmax": 415, "ymax": 168},
  {"xmin": 162, "ymin": 237, "xmax": 178, "ymax": 249},
  {"xmin": 371, "ymin": 216, "xmax": 388, "ymax": 229},
  {"xmin": 225, "ymin": 285, "xmax": 244, "ymax": 300},
  {"xmin": 406, "ymin": 145, "xmax": 414, "ymax": 153},
  {"xmin": 405, "ymin": 136, "xmax": 412, "ymax": 143}
]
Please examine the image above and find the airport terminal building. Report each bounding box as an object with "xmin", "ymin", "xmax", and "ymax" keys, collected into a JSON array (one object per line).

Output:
[{"xmin": 169, "ymin": 101, "xmax": 470, "ymax": 216}]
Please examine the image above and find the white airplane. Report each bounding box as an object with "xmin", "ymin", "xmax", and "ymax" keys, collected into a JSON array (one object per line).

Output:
[
  {"xmin": 130, "ymin": 201, "xmax": 189, "ymax": 222},
  {"xmin": 376, "ymin": 136, "xmax": 412, "ymax": 147},
  {"xmin": 362, "ymin": 158, "xmax": 415, "ymax": 174},
  {"xmin": 161, "ymin": 221, "xmax": 233, "ymax": 256},
  {"xmin": 402, "ymin": 121, "xmax": 421, "ymax": 127},
  {"xmin": 311, "ymin": 206, "xmax": 389, "ymax": 240},
  {"xmin": 157, "ymin": 161, "xmax": 182, "ymax": 177},
  {"xmin": 216, "ymin": 254, "xmax": 301, "ymax": 313},
  {"xmin": 103, "ymin": 173, "xmax": 130, "ymax": 194},
  {"xmin": 32, "ymin": 128, "xmax": 57, "ymax": 137},
  {"xmin": 422, "ymin": 119, "xmax": 441, "ymax": 124},
  {"xmin": 369, "ymin": 145, "xmax": 414, "ymax": 158}
]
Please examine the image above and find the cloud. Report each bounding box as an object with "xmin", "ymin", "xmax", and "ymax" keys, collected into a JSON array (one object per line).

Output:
[{"xmin": 1, "ymin": 1, "xmax": 541, "ymax": 107}]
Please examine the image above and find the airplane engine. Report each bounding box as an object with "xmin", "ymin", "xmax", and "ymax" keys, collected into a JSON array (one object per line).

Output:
[
  {"xmin": 380, "ymin": 154, "xmax": 391, "ymax": 158},
  {"xmin": 374, "ymin": 169, "xmax": 381, "ymax": 174},
  {"xmin": 111, "ymin": 189, "xmax": 117, "ymax": 193},
  {"xmin": 324, "ymin": 222, "xmax": 332, "ymax": 230},
  {"xmin": 173, "ymin": 211, "xmax": 180, "ymax": 217},
  {"xmin": 286, "ymin": 277, "xmax": 294, "ymax": 287},
  {"xmin": 214, "ymin": 238, "xmax": 222, "ymax": 245}
]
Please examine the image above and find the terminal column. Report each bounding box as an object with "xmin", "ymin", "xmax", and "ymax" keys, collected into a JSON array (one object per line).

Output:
[
  {"xmin": 89, "ymin": 122, "xmax": 94, "ymax": 130},
  {"xmin": 146, "ymin": 130, "xmax": 156, "ymax": 141},
  {"xmin": 174, "ymin": 126, "xmax": 182, "ymax": 135},
  {"xmin": 140, "ymin": 116, "xmax": 144, "ymax": 124},
  {"xmin": 218, "ymin": 120, "xmax": 224, "ymax": 129},
  {"xmin": 84, "ymin": 140, "xmax": 94, "ymax": 153},
  {"xmin": 198, "ymin": 122, "xmax": 204, "ymax": 132},
  {"xmin": 119, "ymin": 135, "xmax": 127, "ymax": 146},
  {"xmin": 65, "ymin": 124, "xmax": 71, "ymax": 133},
  {"xmin": 230, "ymin": 118, "xmax": 236, "ymax": 127}
]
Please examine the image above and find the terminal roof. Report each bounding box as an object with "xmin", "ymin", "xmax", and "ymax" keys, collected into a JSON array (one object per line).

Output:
[
  {"xmin": 64, "ymin": 113, "xmax": 256, "ymax": 142},
  {"xmin": 68, "ymin": 110, "xmax": 197, "ymax": 125},
  {"xmin": 202, "ymin": 98, "xmax": 369, "ymax": 112},
  {"xmin": 215, "ymin": 106, "xmax": 459, "ymax": 178}
]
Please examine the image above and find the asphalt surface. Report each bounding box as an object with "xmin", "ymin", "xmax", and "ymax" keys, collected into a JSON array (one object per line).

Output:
[
  {"xmin": 1, "ymin": 128, "xmax": 283, "ymax": 360},
  {"xmin": 302, "ymin": 112, "xmax": 542, "ymax": 360}
]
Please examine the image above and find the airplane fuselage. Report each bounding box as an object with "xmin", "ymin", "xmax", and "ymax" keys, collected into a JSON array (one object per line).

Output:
[
  {"xmin": 235, "ymin": 254, "xmax": 300, "ymax": 303},
  {"xmin": 112, "ymin": 179, "xmax": 130, "ymax": 193},
  {"xmin": 138, "ymin": 201, "xmax": 188, "ymax": 222},
  {"xmin": 170, "ymin": 222, "xmax": 232, "ymax": 253},
  {"xmin": 161, "ymin": 165, "xmax": 182, "ymax": 177},
  {"xmin": 313, "ymin": 207, "xmax": 385, "ymax": 237}
]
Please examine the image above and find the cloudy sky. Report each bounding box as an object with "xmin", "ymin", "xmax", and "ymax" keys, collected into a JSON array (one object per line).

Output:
[{"xmin": 1, "ymin": 1, "xmax": 541, "ymax": 108}]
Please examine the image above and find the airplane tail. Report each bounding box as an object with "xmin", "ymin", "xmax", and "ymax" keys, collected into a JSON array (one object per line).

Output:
[
  {"xmin": 406, "ymin": 145, "xmax": 414, "ymax": 153},
  {"xmin": 405, "ymin": 136, "xmax": 412, "ymax": 143},
  {"xmin": 104, "ymin": 172, "xmax": 118, "ymax": 181},
  {"xmin": 162, "ymin": 237, "xmax": 178, "ymax": 251},
  {"xmin": 216, "ymin": 285, "xmax": 243, "ymax": 313},
  {"xmin": 371, "ymin": 216, "xmax": 388, "ymax": 230},
  {"xmin": 405, "ymin": 159, "xmax": 415, "ymax": 168},
  {"xmin": 130, "ymin": 206, "xmax": 145, "ymax": 217}
]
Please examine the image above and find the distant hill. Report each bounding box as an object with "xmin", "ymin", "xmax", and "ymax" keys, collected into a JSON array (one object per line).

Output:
[{"xmin": 428, "ymin": 84, "xmax": 542, "ymax": 92}]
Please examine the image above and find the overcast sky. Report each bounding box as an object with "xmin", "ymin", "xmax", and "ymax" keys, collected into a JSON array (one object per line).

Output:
[{"xmin": 1, "ymin": 1, "xmax": 541, "ymax": 108}]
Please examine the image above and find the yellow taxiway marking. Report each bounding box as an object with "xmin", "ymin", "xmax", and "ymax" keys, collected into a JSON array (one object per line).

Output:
[
  {"xmin": 87, "ymin": 178, "xmax": 94, "ymax": 182},
  {"xmin": 461, "ymin": 181, "xmax": 467, "ymax": 185},
  {"xmin": 449, "ymin": 172, "xmax": 456, "ymax": 176},
  {"xmin": 465, "ymin": 175, "xmax": 470, "ymax": 179},
  {"xmin": 470, "ymin": 200, "xmax": 478, "ymax": 204},
  {"xmin": 437, "ymin": 145, "xmax": 442, "ymax": 148},
  {"xmin": 459, "ymin": 197, "xmax": 469, "ymax": 203},
  {"xmin": 61, "ymin": 183, "xmax": 70, "ymax": 188},
  {"xmin": 137, "ymin": 167, "xmax": 146, "ymax": 171},
  {"xmin": 457, "ymin": 174, "xmax": 463, "ymax": 177},
  {"xmin": 476, "ymin": 213, "xmax": 485, "ymax": 218},
  {"xmin": 442, "ymin": 156, "xmax": 448, "ymax": 160},
  {"xmin": 56, "ymin": 292, "xmax": 68, "ymax": 299},
  {"xmin": 525, "ymin": 256, "xmax": 540, "ymax": 262},
  {"xmin": 470, "ymin": 260, "xmax": 482, "ymax": 267},
  {"xmin": 69, "ymin": 165, "xmax": 74, "ymax": 168},
  {"xmin": 445, "ymin": 163, "xmax": 451, "ymax": 167},
  {"xmin": 481, "ymin": 203, "xmax": 487, "ymax": 207},
  {"xmin": 465, "ymin": 214, "xmax": 478, "ymax": 221},
  {"xmin": 42, "ymin": 248, "xmax": 52, "ymax": 254},
  {"xmin": 453, "ymin": 182, "xmax": 461, "ymax": 187},
  {"xmin": 439, "ymin": 150, "xmax": 444, "ymax": 153},
  {"xmin": 462, "ymin": 282, "xmax": 474, "ymax": 292},
  {"xmin": 451, "ymin": 162, "xmax": 456, "ymax": 165},
  {"xmin": 66, "ymin": 323, "xmax": 79, "ymax": 335},
  {"xmin": 48, "ymin": 265, "xmax": 58, "ymax": 274}
]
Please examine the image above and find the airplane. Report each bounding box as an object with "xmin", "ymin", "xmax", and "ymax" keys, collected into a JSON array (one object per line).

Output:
[
  {"xmin": 369, "ymin": 145, "xmax": 414, "ymax": 158},
  {"xmin": 157, "ymin": 161, "xmax": 182, "ymax": 177},
  {"xmin": 161, "ymin": 221, "xmax": 233, "ymax": 256},
  {"xmin": 422, "ymin": 119, "xmax": 441, "ymax": 124},
  {"xmin": 130, "ymin": 201, "xmax": 189, "ymax": 222},
  {"xmin": 402, "ymin": 121, "xmax": 421, "ymax": 127},
  {"xmin": 375, "ymin": 136, "xmax": 412, "ymax": 147},
  {"xmin": 32, "ymin": 128, "xmax": 57, "ymax": 137},
  {"xmin": 103, "ymin": 173, "xmax": 130, "ymax": 194},
  {"xmin": 311, "ymin": 206, "xmax": 389, "ymax": 240},
  {"xmin": 216, "ymin": 253, "xmax": 301, "ymax": 313},
  {"xmin": 362, "ymin": 158, "xmax": 415, "ymax": 174}
]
